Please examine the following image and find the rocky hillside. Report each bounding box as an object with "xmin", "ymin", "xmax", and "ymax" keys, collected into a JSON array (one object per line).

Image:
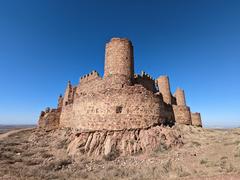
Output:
[{"xmin": 0, "ymin": 125, "xmax": 240, "ymax": 179}]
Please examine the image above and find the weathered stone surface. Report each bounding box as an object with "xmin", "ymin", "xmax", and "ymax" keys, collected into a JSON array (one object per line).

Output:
[
  {"xmin": 173, "ymin": 105, "xmax": 192, "ymax": 125},
  {"xmin": 67, "ymin": 126, "xmax": 183, "ymax": 159},
  {"xmin": 60, "ymin": 84, "xmax": 164, "ymax": 130},
  {"xmin": 191, "ymin": 112, "xmax": 202, "ymax": 127},
  {"xmin": 157, "ymin": 76, "xmax": 172, "ymax": 104},
  {"xmin": 38, "ymin": 109, "xmax": 61, "ymax": 131},
  {"xmin": 174, "ymin": 88, "xmax": 186, "ymax": 106},
  {"xmin": 104, "ymin": 38, "xmax": 134, "ymax": 86}
]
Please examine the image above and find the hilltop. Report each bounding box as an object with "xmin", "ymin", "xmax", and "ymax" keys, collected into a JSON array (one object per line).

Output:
[{"xmin": 0, "ymin": 125, "xmax": 240, "ymax": 179}]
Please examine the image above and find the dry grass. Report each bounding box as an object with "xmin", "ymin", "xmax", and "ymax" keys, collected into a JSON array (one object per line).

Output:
[{"xmin": 0, "ymin": 125, "xmax": 240, "ymax": 179}]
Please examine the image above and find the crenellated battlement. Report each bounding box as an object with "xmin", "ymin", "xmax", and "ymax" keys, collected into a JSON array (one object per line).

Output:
[
  {"xmin": 134, "ymin": 71, "xmax": 156, "ymax": 92},
  {"xmin": 79, "ymin": 70, "xmax": 101, "ymax": 84},
  {"xmin": 134, "ymin": 71, "xmax": 154, "ymax": 80}
]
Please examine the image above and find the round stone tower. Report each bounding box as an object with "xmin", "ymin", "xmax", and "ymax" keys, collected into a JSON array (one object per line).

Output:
[
  {"xmin": 175, "ymin": 88, "xmax": 186, "ymax": 106},
  {"xmin": 157, "ymin": 76, "xmax": 172, "ymax": 104},
  {"xmin": 104, "ymin": 38, "xmax": 134, "ymax": 85}
]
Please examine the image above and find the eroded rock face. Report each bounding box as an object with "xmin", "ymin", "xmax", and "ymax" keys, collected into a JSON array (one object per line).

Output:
[{"xmin": 67, "ymin": 126, "xmax": 183, "ymax": 159}]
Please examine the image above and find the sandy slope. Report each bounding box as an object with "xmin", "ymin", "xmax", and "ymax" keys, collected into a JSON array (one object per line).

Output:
[
  {"xmin": 0, "ymin": 125, "xmax": 240, "ymax": 180},
  {"xmin": 0, "ymin": 128, "xmax": 34, "ymax": 140}
]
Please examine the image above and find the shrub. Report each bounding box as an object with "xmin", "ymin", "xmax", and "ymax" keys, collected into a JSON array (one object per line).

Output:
[
  {"xmin": 41, "ymin": 153, "xmax": 53, "ymax": 158},
  {"xmin": 154, "ymin": 142, "xmax": 168, "ymax": 153},
  {"xmin": 46, "ymin": 158, "xmax": 72, "ymax": 171},
  {"xmin": 192, "ymin": 141, "xmax": 201, "ymax": 147},
  {"xmin": 103, "ymin": 149, "xmax": 119, "ymax": 161},
  {"xmin": 200, "ymin": 159, "xmax": 208, "ymax": 164}
]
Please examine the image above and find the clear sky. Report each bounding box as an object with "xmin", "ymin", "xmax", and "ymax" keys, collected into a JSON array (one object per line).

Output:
[{"xmin": 0, "ymin": 0, "xmax": 239, "ymax": 127}]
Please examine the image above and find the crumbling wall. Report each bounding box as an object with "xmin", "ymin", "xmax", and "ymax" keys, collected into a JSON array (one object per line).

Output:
[
  {"xmin": 63, "ymin": 81, "xmax": 76, "ymax": 106},
  {"xmin": 38, "ymin": 108, "xmax": 61, "ymax": 131},
  {"xmin": 162, "ymin": 104, "xmax": 175, "ymax": 125}
]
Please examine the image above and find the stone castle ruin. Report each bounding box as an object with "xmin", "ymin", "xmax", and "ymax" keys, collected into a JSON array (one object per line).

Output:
[
  {"xmin": 39, "ymin": 37, "xmax": 202, "ymax": 130},
  {"xmin": 38, "ymin": 38, "xmax": 202, "ymax": 157}
]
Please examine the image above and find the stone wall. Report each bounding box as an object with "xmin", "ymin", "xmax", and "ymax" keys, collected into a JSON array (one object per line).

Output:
[
  {"xmin": 79, "ymin": 70, "xmax": 101, "ymax": 85},
  {"xmin": 63, "ymin": 81, "xmax": 76, "ymax": 106},
  {"xmin": 60, "ymin": 84, "xmax": 167, "ymax": 131},
  {"xmin": 76, "ymin": 74, "xmax": 131, "ymax": 95},
  {"xmin": 38, "ymin": 108, "xmax": 61, "ymax": 131},
  {"xmin": 134, "ymin": 72, "xmax": 157, "ymax": 92},
  {"xmin": 191, "ymin": 112, "xmax": 202, "ymax": 127},
  {"xmin": 59, "ymin": 104, "xmax": 74, "ymax": 128},
  {"xmin": 173, "ymin": 105, "xmax": 192, "ymax": 125}
]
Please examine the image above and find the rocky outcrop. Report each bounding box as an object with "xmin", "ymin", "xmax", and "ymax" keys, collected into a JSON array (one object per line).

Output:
[{"xmin": 67, "ymin": 125, "xmax": 183, "ymax": 159}]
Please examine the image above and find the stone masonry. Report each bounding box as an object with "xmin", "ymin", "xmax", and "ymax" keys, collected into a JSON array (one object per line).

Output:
[
  {"xmin": 191, "ymin": 112, "xmax": 202, "ymax": 127},
  {"xmin": 38, "ymin": 37, "xmax": 202, "ymax": 131}
]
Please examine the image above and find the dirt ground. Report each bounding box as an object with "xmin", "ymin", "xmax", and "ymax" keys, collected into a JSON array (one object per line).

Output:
[{"xmin": 0, "ymin": 125, "xmax": 240, "ymax": 180}]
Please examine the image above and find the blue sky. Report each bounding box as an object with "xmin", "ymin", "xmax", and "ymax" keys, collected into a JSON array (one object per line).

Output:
[{"xmin": 0, "ymin": 0, "xmax": 239, "ymax": 127}]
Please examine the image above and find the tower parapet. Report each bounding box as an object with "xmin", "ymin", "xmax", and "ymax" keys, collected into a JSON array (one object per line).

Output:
[
  {"xmin": 79, "ymin": 70, "xmax": 101, "ymax": 84},
  {"xmin": 104, "ymin": 38, "xmax": 134, "ymax": 86},
  {"xmin": 157, "ymin": 76, "xmax": 172, "ymax": 104},
  {"xmin": 134, "ymin": 71, "xmax": 156, "ymax": 92}
]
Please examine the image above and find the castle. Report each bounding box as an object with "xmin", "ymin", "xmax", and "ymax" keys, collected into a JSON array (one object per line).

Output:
[{"xmin": 38, "ymin": 38, "xmax": 202, "ymax": 131}]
